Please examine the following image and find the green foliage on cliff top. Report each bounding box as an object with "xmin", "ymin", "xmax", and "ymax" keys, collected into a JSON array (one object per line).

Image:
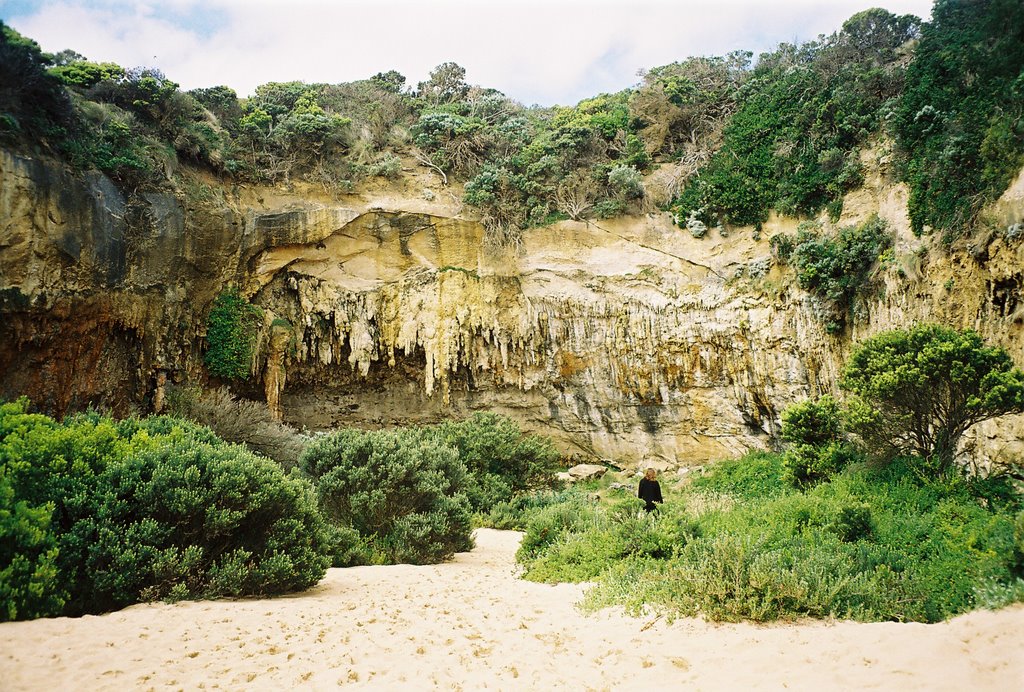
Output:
[
  {"xmin": 3, "ymin": 3, "xmax": 1023, "ymax": 242},
  {"xmin": 893, "ymin": 0, "xmax": 1024, "ymax": 238},
  {"xmin": 669, "ymin": 9, "xmax": 919, "ymax": 229}
]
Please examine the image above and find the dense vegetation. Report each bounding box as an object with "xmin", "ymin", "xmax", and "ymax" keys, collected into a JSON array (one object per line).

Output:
[
  {"xmin": 299, "ymin": 413, "xmax": 560, "ymax": 566},
  {"xmin": 3, "ymin": 0, "xmax": 1022, "ymax": 247},
  {"xmin": 0, "ymin": 400, "xmax": 560, "ymax": 620},
  {"xmin": 204, "ymin": 288, "xmax": 263, "ymax": 381},
  {"xmin": 0, "ymin": 399, "xmax": 330, "ymax": 621},
  {"xmin": 893, "ymin": 0, "xmax": 1024, "ymax": 239},
  {"xmin": 670, "ymin": 9, "xmax": 920, "ymax": 229},
  {"xmin": 526, "ymin": 452, "xmax": 1023, "ymax": 624},
  {"xmin": 492, "ymin": 326, "xmax": 1024, "ymax": 623},
  {"xmin": 771, "ymin": 215, "xmax": 893, "ymax": 332},
  {"xmin": 840, "ymin": 324, "xmax": 1024, "ymax": 471}
]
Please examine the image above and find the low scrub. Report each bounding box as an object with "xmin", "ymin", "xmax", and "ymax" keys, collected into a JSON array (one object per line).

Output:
[
  {"xmin": 0, "ymin": 399, "xmax": 330, "ymax": 621},
  {"xmin": 520, "ymin": 451, "xmax": 1024, "ymax": 623},
  {"xmin": 165, "ymin": 385, "xmax": 308, "ymax": 470},
  {"xmin": 428, "ymin": 412, "xmax": 561, "ymax": 512}
]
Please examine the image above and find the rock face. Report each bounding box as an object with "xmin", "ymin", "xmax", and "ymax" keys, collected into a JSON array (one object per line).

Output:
[{"xmin": 2, "ymin": 147, "xmax": 1023, "ymax": 468}]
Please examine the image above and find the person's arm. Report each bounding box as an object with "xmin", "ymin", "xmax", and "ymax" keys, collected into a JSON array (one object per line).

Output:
[{"xmin": 655, "ymin": 481, "xmax": 663, "ymax": 503}]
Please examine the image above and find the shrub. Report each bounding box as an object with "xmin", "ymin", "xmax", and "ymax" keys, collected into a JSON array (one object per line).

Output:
[
  {"xmin": 79, "ymin": 434, "xmax": 329, "ymax": 612},
  {"xmin": 781, "ymin": 396, "xmax": 843, "ymax": 447},
  {"xmin": 894, "ymin": 0, "xmax": 1024, "ymax": 236},
  {"xmin": 476, "ymin": 488, "xmax": 581, "ymax": 530},
  {"xmin": 0, "ymin": 23, "xmax": 75, "ymax": 147},
  {"xmin": 516, "ymin": 493, "xmax": 598, "ymax": 563},
  {"xmin": 780, "ymin": 396, "xmax": 860, "ymax": 487},
  {"xmin": 0, "ymin": 472, "xmax": 62, "ymax": 621},
  {"xmin": 529, "ymin": 450, "xmax": 1024, "ymax": 624},
  {"xmin": 165, "ymin": 385, "xmax": 307, "ymax": 470},
  {"xmin": 791, "ymin": 215, "xmax": 891, "ymax": 328},
  {"xmin": 607, "ymin": 164, "xmax": 644, "ymax": 200},
  {"xmin": 300, "ymin": 428, "xmax": 473, "ymax": 565},
  {"xmin": 428, "ymin": 413, "xmax": 560, "ymax": 512},
  {"xmin": 690, "ymin": 451, "xmax": 791, "ymax": 500},
  {"xmin": 669, "ymin": 10, "xmax": 915, "ymax": 229},
  {"xmin": 0, "ymin": 401, "xmax": 330, "ymax": 619},
  {"xmin": 785, "ymin": 442, "xmax": 863, "ymax": 489},
  {"xmin": 49, "ymin": 60, "xmax": 125, "ymax": 89}
]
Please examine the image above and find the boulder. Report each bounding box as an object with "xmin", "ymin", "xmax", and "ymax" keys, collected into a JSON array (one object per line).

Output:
[{"xmin": 566, "ymin": 464, "xmax": 607, "ymax": 481}]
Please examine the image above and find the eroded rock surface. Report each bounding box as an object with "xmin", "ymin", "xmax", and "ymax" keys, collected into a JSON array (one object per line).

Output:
[{"xmin": 2, "ymin": 147, "xmax": 1023, "ymax": 467}]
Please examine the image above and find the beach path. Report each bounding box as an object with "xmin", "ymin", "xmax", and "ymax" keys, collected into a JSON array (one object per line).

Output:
[{"xmin": 2, "ymin": 528, "xmax": 1023, "ymax": 690}]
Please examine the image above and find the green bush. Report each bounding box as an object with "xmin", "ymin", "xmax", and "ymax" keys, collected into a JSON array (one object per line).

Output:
[
  {"xmin": 516, "ymin": 493, "xmax": 598, "ymax": 563},
  {"xmin": 781, "ymin": 396, "xmax": 843, "ymax": 447},
  {"xmin": 476, "ymin": 488, "xmax": 581, "ymax": 530},
  {"xmin": 893, "ymin": 0, "xmax": 1024, "ymax": 237},
  {"xmin": 0, "ymin": 472, "xmax": 62, "ymax": 621},
  {"xmin": 204, "ymin": 288, "xmax": 262, "ymax": 380},
  {"xmin": 79, "ymin": 434, "xmax": 328, "ymax": 612},
  {"xmin": 519, "ymin": 496, "xmax": 683, "ymax": 584},
  {"xmin": 690, "ymin": 451, "xmax": 791, "ymax": 500},
  {"xmin": 0, "ymin": 401, "xmax": 330, "ymax": 620},
  {"xmin": 669, "ymin": 10, "xmax": 916, "ymax": 229},
  {"xmin": 791, "ymin": 215, "xmax": 891, "ymax": 328},
  {"xmin": 428, "ymin": 413, "xmax": 561, "ymax": 512},
  {"xmin": 300, "ymin": 427, "xmax": 473, "ymax": 565},
  {"xmin": 524, "ymin": 450, "xmax": 1024, "ymax": 624},
  {"xmin": 780, "ymin": 396, "xmax": 860, "ymax": 487},
  {"xmin": 784, "ymin": 442, "xmax": 863, "ymax": 489}
]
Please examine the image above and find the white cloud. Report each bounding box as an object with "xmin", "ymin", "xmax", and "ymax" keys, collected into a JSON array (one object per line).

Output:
[{"xmin": 5, "ymin": 0, "xmax": 934, "ymax": 105}]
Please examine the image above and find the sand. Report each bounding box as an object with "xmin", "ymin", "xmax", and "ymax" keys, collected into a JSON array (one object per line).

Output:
[{"xmin": 2, "ymin": 528, "xmax": 1022, "ymax": 690}]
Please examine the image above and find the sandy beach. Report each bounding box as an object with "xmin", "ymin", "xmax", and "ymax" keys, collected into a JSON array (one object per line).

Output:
[{"xmin": 2, "ymin": 528, "xmax": 1022, "ymax": 690}]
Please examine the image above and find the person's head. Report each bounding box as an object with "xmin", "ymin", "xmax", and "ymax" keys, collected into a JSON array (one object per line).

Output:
[{"xmin": 644, "ymin": 468, "xmax": 656, "ymax": 480}]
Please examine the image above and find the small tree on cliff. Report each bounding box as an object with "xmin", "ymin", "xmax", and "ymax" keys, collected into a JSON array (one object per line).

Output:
[{"xmin": 840, "ymin": 324, "xmax": 1024, "ymax": 474}]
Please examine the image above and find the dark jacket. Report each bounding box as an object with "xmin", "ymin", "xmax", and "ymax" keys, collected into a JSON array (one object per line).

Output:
[{"xmin": 638, "ymin": 477, "xmax": 663, "ymax": 509}]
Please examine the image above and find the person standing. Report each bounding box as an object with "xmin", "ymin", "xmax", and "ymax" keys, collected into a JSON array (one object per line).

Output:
[{"xmin": 637, "ymin": 468, "xmax": 663, "ymax": 513}]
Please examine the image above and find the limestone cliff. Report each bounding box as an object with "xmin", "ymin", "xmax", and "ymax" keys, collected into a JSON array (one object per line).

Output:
[{"xmin": 2, "ymin": 146, "xmax": 1022, "ymax": 467}]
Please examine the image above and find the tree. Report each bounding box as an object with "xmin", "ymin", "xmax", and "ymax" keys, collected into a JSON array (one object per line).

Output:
[
  {"xmin": 0, "ymin": 22, "xmax": 74, "ymax": 142},
  {"xmin": 371, "ymin": 70, "xmax": 406, "ymax": 94},
  {"xmin": 417, "ymin": 61, "xmax": 469, "ymax": 104},
  {"xmin": 840, "ymin": 324, "xmax": 1024, "ymax": 473},
  {"xmin": 48, "ymin": 60, "xmax": 125, "ymax": 88}
]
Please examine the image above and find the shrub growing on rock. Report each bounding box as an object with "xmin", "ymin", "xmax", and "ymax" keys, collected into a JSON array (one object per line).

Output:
[{"xmin": 300, "ymin": 428, "xmax": 473, "ymax": 565}]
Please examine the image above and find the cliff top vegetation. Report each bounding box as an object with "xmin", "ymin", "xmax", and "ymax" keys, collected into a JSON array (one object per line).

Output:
[{"xmin": 1, "ymin": 0, "xmax": 1021, "ymax": 247}]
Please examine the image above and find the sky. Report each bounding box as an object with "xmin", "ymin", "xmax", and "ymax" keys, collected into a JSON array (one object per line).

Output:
[{"xmin": 1, "ymin": 0, "xmax": 935, "ymax": 107}]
